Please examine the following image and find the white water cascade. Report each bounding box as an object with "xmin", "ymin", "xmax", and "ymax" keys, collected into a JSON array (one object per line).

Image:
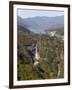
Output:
[{"xmin": 34, "ymin": 44, "xmax": 40, "ymax": 65}]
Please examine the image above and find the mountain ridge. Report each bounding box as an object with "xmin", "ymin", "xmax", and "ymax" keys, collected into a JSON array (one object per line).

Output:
[{"xmin": 17, "ymin": 15, "xmax": 64, "ymax": 33}]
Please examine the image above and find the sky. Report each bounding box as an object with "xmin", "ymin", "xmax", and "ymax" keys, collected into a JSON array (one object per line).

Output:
[{"xmin": 17, "ymin": 9, "xmax": 64, "ymax": 19}]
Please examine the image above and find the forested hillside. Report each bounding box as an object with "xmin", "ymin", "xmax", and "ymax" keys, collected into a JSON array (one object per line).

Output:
[{"xmin": 17, "ymin": 25, "xmax": 64, "ymax": 80}]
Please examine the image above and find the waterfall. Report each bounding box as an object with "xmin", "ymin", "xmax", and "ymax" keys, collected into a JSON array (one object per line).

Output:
[
  {"xmin": 35, "ymin": 44, "xmax": 40, "ymax": 60},
  {"xmin": 34, "ymin": 44, "xmax": 40, "ymax": 65}
]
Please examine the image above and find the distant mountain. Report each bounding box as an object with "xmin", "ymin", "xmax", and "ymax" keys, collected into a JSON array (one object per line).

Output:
[
  {"xmin": 18, "ymin": 25, "xmax": 32, "ymax": 33},
  {"xmin": 17, "ymin": 16, "xmax": 64, "ymax": 33}
]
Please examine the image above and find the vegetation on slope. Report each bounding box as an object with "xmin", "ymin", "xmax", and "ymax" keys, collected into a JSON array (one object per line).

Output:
[{"xmin": 17, "ymin": 26, "xmax": 64, "ymax": 80}]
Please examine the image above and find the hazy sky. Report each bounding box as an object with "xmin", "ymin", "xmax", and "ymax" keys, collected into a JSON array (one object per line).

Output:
[{"xmin": 17, "ymin": 9, "xmax": 64, "ymax": 19}]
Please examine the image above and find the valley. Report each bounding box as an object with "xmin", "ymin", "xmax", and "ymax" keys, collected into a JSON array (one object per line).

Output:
[{"xmin": 17, "ymin": 25, "xmax": 64, "ymax": 80}]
